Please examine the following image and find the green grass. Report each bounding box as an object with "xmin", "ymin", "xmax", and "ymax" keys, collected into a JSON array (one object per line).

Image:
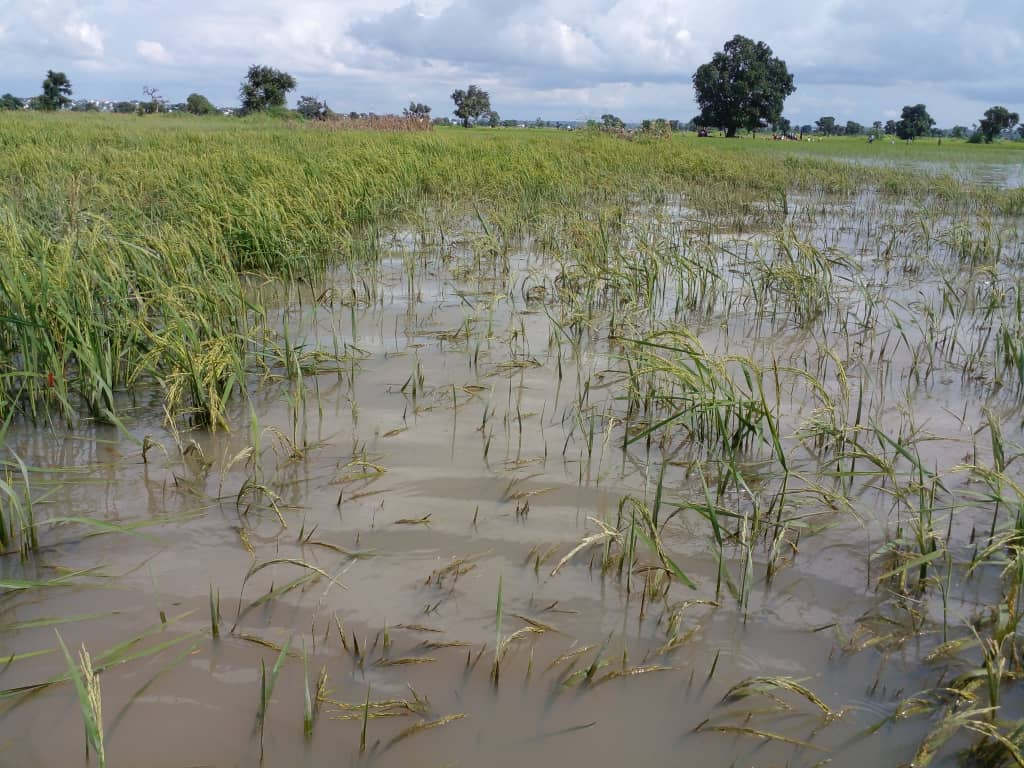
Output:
[{"xmin": 0, "ymin": 112, "xmax": 1020, "ymax": 432}]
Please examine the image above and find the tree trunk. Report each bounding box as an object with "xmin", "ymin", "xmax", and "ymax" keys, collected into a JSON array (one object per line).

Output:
[{"xmin": 725, "ymin": 126, "xmax": 737, "ymax": 138}]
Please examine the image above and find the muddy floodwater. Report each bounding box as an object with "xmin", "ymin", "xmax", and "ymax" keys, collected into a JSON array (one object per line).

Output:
[{"xmin": 2, "ymin": 179, "xmax": 1024, "ymax": 767}]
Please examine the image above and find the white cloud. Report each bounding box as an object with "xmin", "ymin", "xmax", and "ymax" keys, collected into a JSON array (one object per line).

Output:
[
  {"xmin": 136, "ymin": 40, "xmax": 172, "ymax": 65},
  {"xmin": 62, "ymin": 19, "xmax": 104, "ymax": 57},
  {"xmin": 0, "ymin": 0, "xmax": 1021, "ymax": 123}
]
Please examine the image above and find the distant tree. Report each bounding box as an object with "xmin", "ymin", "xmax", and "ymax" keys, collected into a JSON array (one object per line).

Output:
[
  {"xmin": 0, "ymin": 93, "xmax": 24, "ymax": 110},
  {"xmin": 1018, "ymin": 123, "xmax": 1024, "ymax": 139},
  {"xmin": 845, "ymin": 120, "xmax": 863, "ymax": 135},
  {"xmin": 403, "ymin": 101, "xmax": 431, "ymax": 118},
  {"xmin": 485, "ymin": 110, "xmax": 500, "ymax": 127},
  {"xmin": 668, "ymin": 119, "xmax": 683, "ymax": 132},
  {"xmin": 895, "ymin": 104, "xmax": 934, "ymax": 140},
  {"xmin": 773, "ymin": 116, "xmax": 792, "ymax": 134},
  {"xmin": 432, "ymin": 116, "xmax": 452, "ymax": 126},
  {"xmin": 71, "ymin": 99, "xmax": 98, "ymax": 112},
  {"xmin": 240, "ymin": 65, "xmax": 297, "ymax": 114},
  {"xmin": 37, "ymin": 70, "xmax": 72, "ymax": 111},
  {"xmin": 138, "ymin": 86, "xmax": 166, "ymax": 115},
  {"xmin": 692, "ymin": 35, "xmax": 795, "ymax": 137},
  {"xmin": 798, "ymin": 124, "xmax": 812, "ymax": 135},
  {"xmin": 978, "ymin": 106, "xmax": 1020, "ymax": 143},
  {"xmin": 815, "ymin": 116, "xmax": 837, "ymax": 135},
  {"xmin": 500, "ymin": 119, "xmax": 518, "ymax": 128},
  {"xmin": 186, "ymin": 93, "xmax": 217, "ymax": 115},
  {"xmin": 296, "ymin": 95, "xmax": 328, "ymax": 120},
  {"xmin": 451, "ymin": 84, "xmax": 490, "ymax": 127},
  {"xmin": 872, "ymin": 120, "xmax": 883, "ymax": 134},
  {"xmin": 641, "ymin": 118, "xmax": 671, "ymax": 137},
  {"xmin": 884, "ymin": 119, "xmax": 897, "ymax": 135},
  {"xmin": 949, "ymin": 125, "xmax": 968, "ymax": 139},
  {"xmin": 113, "ymin": 101, "xmax": 136, "ymax": 114},
  {"xmin": 601, "ymin": 113, "xmax": 625, "ymax": 130}
]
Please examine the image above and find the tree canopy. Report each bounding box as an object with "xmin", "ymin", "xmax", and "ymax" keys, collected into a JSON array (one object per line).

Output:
[
  {"xmin": 692, "ymin": 35, "xmax": 795, "ymax": 138},
  {"xmin": 978, "ymin": 106, "xmax": 1020, "ymax": 143},
  {"xmin": 0, "ymin": 93, "xmax": 24, "ymax": 111},
  {"xmin": 296, "ymin": 96, "xmax": 329, "ymax": 120},
  {"xmin": 37, "ymin": 70, "xmax": 72, "ymax": 111},
  {"xmin": 451, "ymin": 85, "xmax": 491, "ymax": 127},
  {"xmin": 895, "ymin": 104, "xmax": 934, "ymax": 140},
  {"xmin": 403, "ymin": 102, "xmax": 431, "ymax": 118},
  {"xmin": 240, "ymin": 65, "xmax": 297, "ymax": 114},
  {"xmin": 815, "ymin": 116, "xmax": 837, "ymax": 135},
  {"xmin": 601, "ymin": 113, "xmax": 625, "ymax": 130},
  {"xmin": 186, "ymin": 93, "xmax": 217, "ymax": 116}
]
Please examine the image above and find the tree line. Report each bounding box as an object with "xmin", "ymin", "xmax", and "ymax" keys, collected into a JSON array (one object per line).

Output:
[
  {"xmin": 3, "ymin": 52, "xmax": 1022, "ymax": 142},
  {"xmin": 689, "ymin": 36, "xmax": 1022, "ymax": 141},
  {"xmin": 811, "ymin": 105, "xmax": 1021, "ymax": 142}
]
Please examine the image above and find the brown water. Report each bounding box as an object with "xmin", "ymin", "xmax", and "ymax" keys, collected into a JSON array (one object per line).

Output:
[{"xmin": 1, "ymin": 191, "xmax": 1022, "ymax": 766}]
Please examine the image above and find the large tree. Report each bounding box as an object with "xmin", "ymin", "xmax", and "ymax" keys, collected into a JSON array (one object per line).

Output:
[
  {"xmin": 692, "ymin": 35, "xmax": 795, "ymax": 137},
  {"xmin": 0, "ymin": 93, "xmax": 24, "ymax": 110},
  {"xmin": 186, "ymin": 93, "xmax": 218, "ymax": 115},
  {"xmin": 296, "ymin": 95, "xmax": 328, "ymax": 120},
  {"xmin": 978, "ymin": 106, "xmax": 1020, "ymax": 143},
  {"xmin": 139, "ymin": 85, "xmax": 166, "ymax": 115},
  {"xmin": 895, "ymin": 104, "xmax": 934, "ymax": 140},
  {"xmin": 601, "ymin": 113, "xmax": 625, "ymax": 130},
  {"xmin": 403, "ymin": 102, "xmax": 431, "ymax": 118},
  {"xmin": 451, "ymin": 85, "xmax": 490, "ymax": 127},
  {"xmin": 815, "ymin": 116, "xmax": 837, "ymax": 135},
  {"xmin": 239, "ymin": 65, "xmax": 297, "ymax": 114},
  {"xmin": 37, "ymin": 70, "xmax": 72, "ymax": 111}
]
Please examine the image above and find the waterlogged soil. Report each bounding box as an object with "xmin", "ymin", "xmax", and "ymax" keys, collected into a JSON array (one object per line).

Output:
[
  {"xmin": 839, "ymin": 155, "xmax": 1024, "ymax": 189},
  {"xmin": 2, "ymin": 186, "xmax": 1024, "ymax": 767}
]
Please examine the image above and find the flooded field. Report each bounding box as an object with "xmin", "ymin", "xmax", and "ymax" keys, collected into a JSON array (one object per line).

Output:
[
  {"xmin": 838, "ymin": 157, "xmax": 1024, "ymax": 190},
  {"xmin": 2, "ymin": 118, "xmax": 1024, "ymax": 766}
]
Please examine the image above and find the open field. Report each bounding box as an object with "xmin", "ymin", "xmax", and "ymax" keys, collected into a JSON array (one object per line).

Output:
[{"xmin": 2, "ymin": 112, "xmax": 1024, "ymax": 766}]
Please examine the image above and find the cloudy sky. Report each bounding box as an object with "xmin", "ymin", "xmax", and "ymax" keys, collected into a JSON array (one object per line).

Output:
[{"xmin": 1, "ymin": 0, "xmax": 1021, "ymax": 125}]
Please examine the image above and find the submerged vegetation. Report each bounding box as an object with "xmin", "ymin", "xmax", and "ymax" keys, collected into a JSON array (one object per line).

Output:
[{"xmin": 1, "ymin": 111, "xmax": 1024, "ymax": 765}]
